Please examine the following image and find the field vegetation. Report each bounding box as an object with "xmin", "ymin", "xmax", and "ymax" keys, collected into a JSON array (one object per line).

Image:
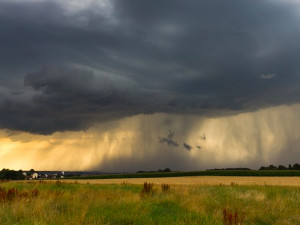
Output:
[
  {"xmin": 0, "ymin": 180, "xmax": 300, "ymax": 224},
  {"xmin": 2, "ymin": 166, "xmax": 300, "ymax": 181},
  {"xmin": 70, "ymin": 169, "xmax": 300, "ymax": 180}
]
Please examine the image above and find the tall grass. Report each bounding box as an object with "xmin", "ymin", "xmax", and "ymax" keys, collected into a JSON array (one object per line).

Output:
[{"xmin": 0, "ymin": 181, "xmax": 300, "ymax": 224}]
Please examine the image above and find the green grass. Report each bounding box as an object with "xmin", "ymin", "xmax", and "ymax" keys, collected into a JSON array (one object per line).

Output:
[
  {"xmin": 1, "ymin": 181, "xmax": 300, "ymax": 224},
  {"xmin": 69, "ymin": 170, "xmax": 300, "ymax": 180}
]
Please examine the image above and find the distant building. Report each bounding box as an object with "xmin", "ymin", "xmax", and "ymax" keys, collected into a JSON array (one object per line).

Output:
[
  {"xmin": 40, "ymin": 174, "xmax": 48, "ymax": 179},
  {"xmin": 49, "ymin": 174, "xmax": 56, "ymax": 179}
]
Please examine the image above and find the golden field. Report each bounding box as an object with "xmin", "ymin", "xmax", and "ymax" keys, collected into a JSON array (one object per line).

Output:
[
  {"xmin": 61, "ymin": 176, "xmax": 300, "ymax": 186},
  {"xmin": 2, "ymin": 177, "xmax": 300, "ymax": 224}
]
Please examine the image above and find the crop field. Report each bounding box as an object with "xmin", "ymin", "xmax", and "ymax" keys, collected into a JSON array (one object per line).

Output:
[
  {"xmin": 63, "ymin": 176, "xmax": 300, "ymax": 186},
  {"xmin": 1, "ymin": 177, "xmax": 300, "ymax": 225}
]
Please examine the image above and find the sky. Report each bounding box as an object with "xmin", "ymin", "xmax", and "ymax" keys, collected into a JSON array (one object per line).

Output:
[{"xmin": 1, "ymin": 0, "xmax": 300, "ymax": 171}]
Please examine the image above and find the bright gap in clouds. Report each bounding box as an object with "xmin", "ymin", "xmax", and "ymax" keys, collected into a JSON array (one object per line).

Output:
[
  {"xmin": 58, "ymin": 0, "xmax": 113, "ymax": 15},
  {"xmin": 5, "ymin": 0, "xmax": 113, "ymax": 14}
]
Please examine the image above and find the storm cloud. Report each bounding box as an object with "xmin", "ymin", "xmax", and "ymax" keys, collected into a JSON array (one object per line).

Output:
[
  {"xmin": 1, "ymin": 0, "xmax": 300, "ymax": 134},
  {"xmin": 2, "ymin": 105, "xmax": 300, "ymax": 172}
]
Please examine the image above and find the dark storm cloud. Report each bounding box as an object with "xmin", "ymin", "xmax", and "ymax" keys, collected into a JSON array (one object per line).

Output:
[
  {"xmin": 0, "ymin": 66, "xmax": 149, "ymax": 134},
  {"xmin": 1, "ymin": 0, "xmax": 300, "ymax": 133},
  {"xmin": 183, "ymin": 143, "xmax": 192, "ymax": 151},
  {"xmin": 159, "ymin": 130, "xmax": 179, "ymax": 147}
]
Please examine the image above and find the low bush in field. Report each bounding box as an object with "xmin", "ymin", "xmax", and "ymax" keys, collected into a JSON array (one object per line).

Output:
[
  {"xmin": 223, "ymin": 208, "xmax": 245, "ymax": 225},
  {"xmin": 161, "ymin": 183, "xmax": 170, "ymax": 192},
  {"xmin": 140, "ymin": 182, "xmax": 154, "ymax": 197},
  {"xmin": 0, "ymin": 185, "xmax": 39, "ymax": 201},
  {"xmin": 55, "ymin": 180, "xmax": 63, "ymax": 186}
]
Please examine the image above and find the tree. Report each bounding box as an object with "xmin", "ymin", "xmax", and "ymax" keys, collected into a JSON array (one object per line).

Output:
[
  {"xmin": 259, "ymin": 166, "xmax": 266, "ymax": 170},
  {"xmin": 278, "ymin": 165, "xmax": 287, "ymax": 170},
  {"xmin": 0, "ymin": 168, "xmax": 24, "ymax": 180},
  {"xmin": 163, "ymin": 168, "xmax": 171, "ymax": 172},
  {"xmin": 267, "ymin": 164, "xmax": 277, "ymax": 170},
  {"xmin": 293, "ymin": 163, "xmax": 300, "ymax": 170}
]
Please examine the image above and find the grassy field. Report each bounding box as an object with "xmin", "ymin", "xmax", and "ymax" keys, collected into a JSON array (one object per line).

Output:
[
  {"xmin": 1, "ymin": 179, "xmax": 300, "ymax": 225},
  {"xmin": 63, "ymin": 176, "xmax": 300, "ymax": 186}
]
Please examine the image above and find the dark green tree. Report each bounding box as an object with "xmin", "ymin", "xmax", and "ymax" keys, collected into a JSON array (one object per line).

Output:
[
  {"xmin": 259, "ymin": 166, "xmax": 266, "ymax": 170},
  {"xmin": 0, "ymin": 168, "xmax": 24, "ymax": 180},
  {"xmin": 278, "ymin": 165, "xmax": 287, "ymax": 170},
  {"xmin": 267, "ymin": 164, "xmax": 277, "ymax": 170},
  {"xmin": 293, "ymin": 163, "xmax": 300, "ymax": 170}
]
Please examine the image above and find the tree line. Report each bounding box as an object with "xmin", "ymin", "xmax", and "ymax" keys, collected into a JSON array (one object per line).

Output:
[
  {"xmin": 0, "ymin": 169, "xmax": 25, "ymax": 180},
  {"xmin": 259, "ymin": 163, "xmax": 300, "ymax": 170},
  {"xmin": 137, "ymin": 168, "xmax": 172, "ymax": 173}
]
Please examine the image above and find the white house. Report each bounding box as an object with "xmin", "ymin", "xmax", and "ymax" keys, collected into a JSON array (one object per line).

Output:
[{"xmin": 31, "ymin": 173, "xmax": 38, "ymax": 179}]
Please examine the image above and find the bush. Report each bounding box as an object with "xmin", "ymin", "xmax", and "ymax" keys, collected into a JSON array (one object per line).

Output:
[
  {"xmin": 140, "ymin": 182, "xmax": 154, "ymax": 197},
  {"xmin": 0, "ymin": 186, "xmax": 39, "ymax": 201},
  {"xmin": 223, "ymin": 208, "xmax": 244, "ymax": 225},
  {"xmin": 161, "ymin": 183, "xmax": 170, "ymax": 192}
]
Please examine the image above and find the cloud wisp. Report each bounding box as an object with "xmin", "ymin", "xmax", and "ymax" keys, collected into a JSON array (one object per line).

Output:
[
  {"xmin": 183, "ymin": 143, "xmax": 192, "ymax": 151},
  {"xmin": 159, "ymin": 130, "xmax": 179, "ymax": 147}
]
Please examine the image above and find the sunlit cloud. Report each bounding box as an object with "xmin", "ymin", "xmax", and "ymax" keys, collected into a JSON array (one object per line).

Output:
[{"xmin": 1, "ymin": 104, "xmax": 300, "ymax": 171}]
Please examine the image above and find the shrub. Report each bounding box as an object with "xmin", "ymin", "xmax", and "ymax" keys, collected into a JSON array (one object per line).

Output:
[
  {"xmin": 140, "ymin": 182, "xmax": 154, "ymax": 197},
  {"xmin": 55, "ymin": 180, "xmax": 62, "ymax": 186},
  {"xmin": 6, "ymin": 188, "xmax": 18, "ymax": 201},
  {"xmin": 121, "ymin": 181, "xmax": 128, "ymax": 185},
  {"xmin": 161, "ymin": 183, "xmax": 170, "ymax": 192},
  {"xmin": 0, "ymin": 186, "xmax": 39, "ymax": 201},
  {"xmin": 223, "ymin": 208, "xmax": 244, "ymax": 225},
  {"xmin": 31, "ymin": 188, "xmax": 39, "ymax": 197}
]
